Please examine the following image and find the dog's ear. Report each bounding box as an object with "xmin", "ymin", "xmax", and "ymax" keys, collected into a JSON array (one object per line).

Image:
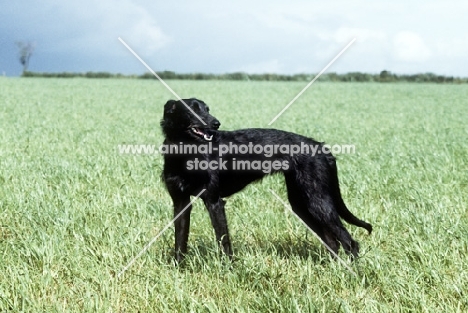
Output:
[{"xmin": 164, "ymin": 100, "xmax": 177, "ymax": 114}]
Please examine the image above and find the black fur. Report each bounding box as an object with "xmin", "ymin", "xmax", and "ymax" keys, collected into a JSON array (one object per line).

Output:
[{"xmin": 161, "ymin": 98, "xmax": 372, "ymax": 263}]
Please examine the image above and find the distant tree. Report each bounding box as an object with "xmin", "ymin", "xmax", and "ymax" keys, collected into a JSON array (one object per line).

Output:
[
  {"xmin": 16, "ymin": 41, "xmax": 35, "ymax": 74},
  {"xmin": 379, "ymin": 70, "xmax": 397, "ymax": 82}
]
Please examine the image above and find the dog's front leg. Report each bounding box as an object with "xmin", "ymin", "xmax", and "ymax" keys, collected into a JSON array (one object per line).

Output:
[
  {"xmin": 173, "ymin": 195, "xmax": 192, "ymax": 263},
  {"xmin": 203, "ymin": 197, "xmax": 233, "ymax": 259}
]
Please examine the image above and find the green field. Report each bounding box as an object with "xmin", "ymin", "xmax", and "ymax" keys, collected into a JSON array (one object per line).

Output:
[{"xmin": 1, "ymin": 78, "xmax": 467, "ymax": 312}]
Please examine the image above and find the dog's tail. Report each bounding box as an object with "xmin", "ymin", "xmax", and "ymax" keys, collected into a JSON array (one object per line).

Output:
[
  {"xmin": 326, "ymin": 155, "xmax": 373, "ymax": 234},
  {"xmin": 336, "ymin": 199, "xmax": 373, "ymax": 234}
]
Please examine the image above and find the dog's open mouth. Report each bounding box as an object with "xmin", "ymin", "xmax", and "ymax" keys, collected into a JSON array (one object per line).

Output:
[{"xmin": 191, "ymin": 127, "xmax": 213, "ymax": 141}]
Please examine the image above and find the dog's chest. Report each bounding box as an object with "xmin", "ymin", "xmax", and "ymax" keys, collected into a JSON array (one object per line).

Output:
[{"xmin": 163, "ymin": 156, "xmax": 211, "ymax": 193}]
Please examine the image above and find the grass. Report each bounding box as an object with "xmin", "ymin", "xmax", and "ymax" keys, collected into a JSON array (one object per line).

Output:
[{"xmin": 0, "ymin": 77, "xmax": 467, "ymax": 312}]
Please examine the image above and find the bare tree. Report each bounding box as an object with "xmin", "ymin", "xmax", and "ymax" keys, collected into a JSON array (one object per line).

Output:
[{"xmin": 16, "ymin": 41, "xmax": 35, "ymax": 74}]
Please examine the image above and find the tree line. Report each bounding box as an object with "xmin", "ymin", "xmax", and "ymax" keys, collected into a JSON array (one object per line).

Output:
[{"xmin": 21, "ymin": 70, "xmax": 468, "ymax": 83}]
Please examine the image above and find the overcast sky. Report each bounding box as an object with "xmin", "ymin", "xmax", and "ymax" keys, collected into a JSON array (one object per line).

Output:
[{"xmin": 1, "ymin": 0, "xmax": 467, "ymax": 77}]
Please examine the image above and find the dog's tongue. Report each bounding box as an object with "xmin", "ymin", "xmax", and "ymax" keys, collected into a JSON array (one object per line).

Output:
[{"xmin": 192, "ymin": 127, "xmax": 213, "ymax": 141}]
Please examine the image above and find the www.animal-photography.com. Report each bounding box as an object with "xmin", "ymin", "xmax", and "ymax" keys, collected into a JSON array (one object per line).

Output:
[{"xmin": 1, "ymin": 1, "xmax": 467, "ymax": 312}]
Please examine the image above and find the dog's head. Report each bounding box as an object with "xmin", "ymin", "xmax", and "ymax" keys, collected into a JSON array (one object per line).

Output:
[{"xmin": 161, "ymin": 98, "xmax": 221, "ymax": 143}]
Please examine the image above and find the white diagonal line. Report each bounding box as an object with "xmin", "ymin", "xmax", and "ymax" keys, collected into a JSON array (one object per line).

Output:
[
  {"xmin": 118, "ymin": 37, "xmax": 207, "ymax": 126},
  {"xmin": 269, "ymin": 189, "xmax": 357, "ymax": 277},
  {"xmin": 117, "ymin": 189, "xmax": 206, "ymax": 279},
  {"xmin": 268, "ymin": 38, "xmax": 356, "ymax": 125}
]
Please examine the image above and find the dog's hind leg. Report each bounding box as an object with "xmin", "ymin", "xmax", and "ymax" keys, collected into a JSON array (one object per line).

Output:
[
  {"xmin": 202, "ymin": 196, "xmax": 233, "ymax": 259},
  {"xmin": 171, "ymin": 193, "xmax": 193, "ymax": 263},
  {"xmin": 284, "ymin": 174, "xmax": 341, "ymax": 255},
  {"xmin": 285, "ymin": 169, "xmax": 360, "ymax": 258},
  {"xmin": 308, "ymin": 193, "xmax": 360, "ymax": 258},
  {"xmin": 319, "ymin": 197, "xmax": 360, "ymax": 258}
]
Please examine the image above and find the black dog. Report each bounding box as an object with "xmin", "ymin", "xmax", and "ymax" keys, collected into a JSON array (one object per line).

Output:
[{"xmin": 161, "ymin": 98, "xmax": 372, "ymax": 263}]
